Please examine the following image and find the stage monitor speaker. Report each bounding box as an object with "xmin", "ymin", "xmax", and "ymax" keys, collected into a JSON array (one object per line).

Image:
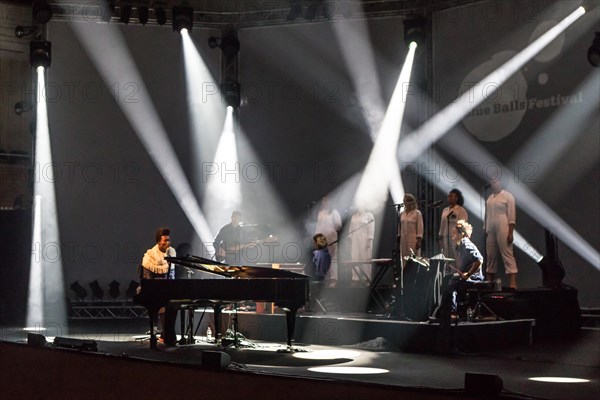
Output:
[
  {"xmin": 201, "ymin": 350, "xmax": 231, "ymax": 369},
  {"xmin": 53, "ymin": 337, "xmax": 98, "ymax": 352},
  {"xmin": 465, "ymin": 372, "xmax": 503, "ymax": 396},
  {"xmin": 27, "ymin": 332, "xmax": 47, "ymax": 347}
]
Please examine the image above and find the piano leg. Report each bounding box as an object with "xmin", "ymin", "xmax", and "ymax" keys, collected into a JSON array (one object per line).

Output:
[
  {"xmin": 284, "ymin": 306, "xmax": 299, "ymax": 349},
  {"xmin": 148, "ymin": 307, "xmax": 158, "ymax": 350},
  {"xmin": 212, "ymin": 304, "xmax": 223, "ymax": 344}
]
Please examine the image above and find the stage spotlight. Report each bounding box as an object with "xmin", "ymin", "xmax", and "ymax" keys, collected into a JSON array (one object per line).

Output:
[
  {"xmin": 109, "ymin": 280, "xmax": 120, "ymax": 299},
  {"xmin": 208, "ymin": 36, "xmax": 219, "ymax": 48},
  {"xmin": 172, "ymin": 5, "xmax": 193, "ymax": 32},
  {"xmin": 125, "ymin": 280, "xmax": 139, "ymax": 298},
  {"xmin": 30, "ymin": 40, "xmax": 51, "ymax": 69},
  {"xmin": 120, "ymin": 4, "xmax": 132, "ymax": 24},
  {"xmin": 14, "ymin": 25, "xmax": 37, "ymax": 38},
  {"xmin": 221, "ymin": 30, "xmax": 240, "ymax": 59},
  {"xmin": 32, "ymin": 0, "xmax": 53, "ymax": 24},
  {"xmin": 138, "ymin": 6, "xmax": 149, "ymax": 25},
  {"xmin": 404, "ymin": 15, "xmax": 426, "ymax": 47},
  {"xmin": 70, "ymin": 281, "xmax": 87, "ymax": 300},
  {"xmin": 221, "ymin": 80, "xmax": 241, "ymax": 108},
  {"xmin": 287, "ymin": 1, "xmax": 302, "ymax": 21},
  {"xmin": 305, "ymin": 3, "xmax": 318, "ymax": 21},
  {"xmin": 588, "ymin": 32, "xmax": 600, "ymax": 67},
  {"xmin": 155, "ymin": 7, "xmax": 167, "ymax": 25},
  {"xmin": 14, "ymin": 101, "xmax": 33, "ymax": 115},
  {"xmin": 89, "ymin": 280, "xmax": 104, "ymax": 300}
]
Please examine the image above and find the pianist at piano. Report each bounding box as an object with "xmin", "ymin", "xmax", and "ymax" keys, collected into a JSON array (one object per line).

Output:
[{"xmin": 141, "ymin": 227, "xmax": 178, "ymax": 346}]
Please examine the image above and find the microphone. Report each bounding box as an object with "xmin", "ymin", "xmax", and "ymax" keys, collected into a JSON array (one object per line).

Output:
[{"xmin": 428, "ymin": 200, "xmax": 444, "ymax": 208}]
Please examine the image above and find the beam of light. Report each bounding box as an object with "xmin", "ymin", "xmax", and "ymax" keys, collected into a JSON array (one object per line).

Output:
[
  {"xmin": 420, "ymin": 150, "xmax": 544, "ymax": 262},
  {"xmin": 293, "ymin": 349, "xmax": 362, "ymax": 360},
  {"xmin": 397, "ymin": 7, "xmax": 586, "ymax": 163},
  {"xmin": 442, "ymin": 130, "xmax": 599, "ymax": 269},
  {"xmin": 529, "ymin": 377, "xmax": 591, "ymax": 383},
  {"xmin": 203, "ymin": 107, "xmax": 242, "ymax": 230},
  {"xmin": 26, "ymin": 194, "xmax": 43, "ymax": 328},
  {"xmin": 308, "ymin": 366, "xmax": 389, "ymax": 375},
  {"xmin": 26, "ymin": 67, "xmax": 67, "ymax": 331},
  {"xmin": 353, "ymin": 42, "xmax": 416, "ymax": 213},
  {"xmin": 180, "ymin": 28, "xmax": 227, "ymax": 185},
  {"xmin": 509, "ymin": 71, "xmax": 600, "ymax": 183},
  {"xmin": 69, "ymin": 22, "xmax": 214, "ymax": 247},
  {"xmin": 332, "ymin": 17, "xmax": 385, "ymax": 138}
]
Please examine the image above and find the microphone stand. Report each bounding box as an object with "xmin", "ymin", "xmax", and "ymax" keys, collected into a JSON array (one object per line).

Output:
[{"xmin": 393, "ymin": 203, "xmax": 408, "ymax": 320}]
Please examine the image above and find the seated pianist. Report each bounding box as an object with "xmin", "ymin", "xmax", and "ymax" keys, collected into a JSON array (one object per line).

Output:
[{"xmin": 141, "ymin": 227, "xmax": 177, "ymax": 346}]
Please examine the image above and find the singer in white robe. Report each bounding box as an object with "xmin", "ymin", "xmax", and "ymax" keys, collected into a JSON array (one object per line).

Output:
[
  {"xmin": 349, "ymin": 210, "xmax": 375, "ymax": 281},
  {"xmin": 398, "ymin": 194, "xmax": 423, "ymax": 266}
]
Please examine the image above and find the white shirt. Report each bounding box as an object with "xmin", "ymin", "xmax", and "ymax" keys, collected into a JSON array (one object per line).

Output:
[
  {"xmin": 438, "ymin": 205, "xmax": 468, "ymax": 238},
  {"xmin": 485, "ymin": 189, "xmax": 516, "ymax": 233},
  {"xmin": 316, "ymin": 208, "xmax": 342, "ymax": 243},
  {"xmin": 142, "ymin": 244, "xmax": 176, "ymax": 274}
]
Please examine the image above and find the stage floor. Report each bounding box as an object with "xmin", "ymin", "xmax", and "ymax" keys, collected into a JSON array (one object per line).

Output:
[{"xmin": 1, "ymin": 316, "xmax": 598, "ymax": 400}]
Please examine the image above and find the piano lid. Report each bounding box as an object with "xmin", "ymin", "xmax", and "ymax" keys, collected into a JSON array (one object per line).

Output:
[{"xmin": 166, "ymin": 255, "xmax": 308, "ymax": 279}]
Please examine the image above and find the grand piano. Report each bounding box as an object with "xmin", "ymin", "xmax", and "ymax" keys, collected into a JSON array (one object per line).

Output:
[{"xmin": 134, "ymin": 255, "xmax": 310, "ymax": 349}]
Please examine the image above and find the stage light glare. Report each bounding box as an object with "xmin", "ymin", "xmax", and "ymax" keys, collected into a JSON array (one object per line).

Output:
[
  {"xmin": 398, "ymin": 6, "xmax": 586, "ymax": 164},
  {"xmin": 27, "ymin": 67, "xmax": 67, "ymax": 331},
  {"xmin": 30, "ymin": 41, "xmax": 52, "ymax": 69},
  {"xmin": 119, "ymin": 4, "xmax": 132, "ymax": 24},
  {"xmin": 70, "ymin": 22, "xmax": 214, "ymax": 249},
  {"xmin": 155, "ymin": 7, "xmax": 167, "ymax": 25},
  {"xmin": 404, "ymin": 16, "xmax": 426, "ymax": 47},
  {"xmin": 33, "ymin": 0, "xmax": 53, "ymax": 24},
  {"xmin": 354, "ymin": 42, "xmax": 416, "ymax": 212},
  {"xmin": 308, "ymin": 366, "xmax": 389, "ymax": 374},
  {"xmin": 172, "ymin": 5, "xmax": 193, "ymax": 32},
  {"xmin": 138, "ymin": 6, "xmax": 149, "ymax": 25},
  {"xmin": 529, "ymin": 377, "xmax": 590, "ymax": 383},
  {"xmin": 293, "ymin": 350, "xmax": 362, "ymax": 360},
  {"xmin": 588, "ymin": 32, "xmax": 600, "ymax": 67}
]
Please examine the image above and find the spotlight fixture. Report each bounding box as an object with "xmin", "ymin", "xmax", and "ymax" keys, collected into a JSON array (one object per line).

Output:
[
  {"xmin": 125, "ymin": 280, "xmax": 139, "ymax": 299},
  {"xmin": 89, "ymin": 280, "xmax": 104, "ymax": 300},
  {"xmin": 14, "ymin": 25, "xmax": 38, "ymax": 38},
  {"xmin": 286, "ymin": 1, "xmax": 302, "ymax": 21},
  {"xmin": 155, "ymin": 7, "xmax": 167, "ymax": 25},
  {"xmin": 109, "ymin": 280, "xmax": 120, "ymax": 299},
  {"xmin": 221, "ymin": 31, "xmax": 240, "ymax": 58},
  {"xmin": 588, "ymin": 32, "xmax": 600, "ymax": 67},
  {"xmin": 138, "ymin": 6, "xmax": 149, "ymax": 25},
  {"xmin": 403, "ymin": 15, "xmax": 426, "ymax": 47},
  {"xmin": 30, "ymin": 40, "xmax": 51, "ymax": 69},
  {"xmin": 172, "ymin": 5, "xmax": 193, "ymax": 32},
  {"xmin": 120, "ymin": 4, "xmax": 132, "ymax": 24},
  {"xmin": 32, "ymin": 0, "xmax": 53, "ymax": 24},
  {"xmin": 14, "ymin": 101, "xmax": 33, "ymax": 115},
  {"xmin": 221, "ymin": 80, "xmax": 241, "ymax": 108},
  {"xmin": 70, "ymin": 281, "xmax": 87, "ymax": 300},
  {"xmin": 208, "ymin": 36, "xmax": 219, "ymax": 48}
]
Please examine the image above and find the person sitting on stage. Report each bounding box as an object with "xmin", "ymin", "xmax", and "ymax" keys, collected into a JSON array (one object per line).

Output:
[
  {"xmin": 141, "ymin": 227, "xmax": 177, "ymax": 346},
  {"xmin": 438, "ymin": 220, "xmax": 484, "ymax": 321},
  {"xmin": 304, "ymin": 233, "xmax": 332, "ymax": 281}
]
